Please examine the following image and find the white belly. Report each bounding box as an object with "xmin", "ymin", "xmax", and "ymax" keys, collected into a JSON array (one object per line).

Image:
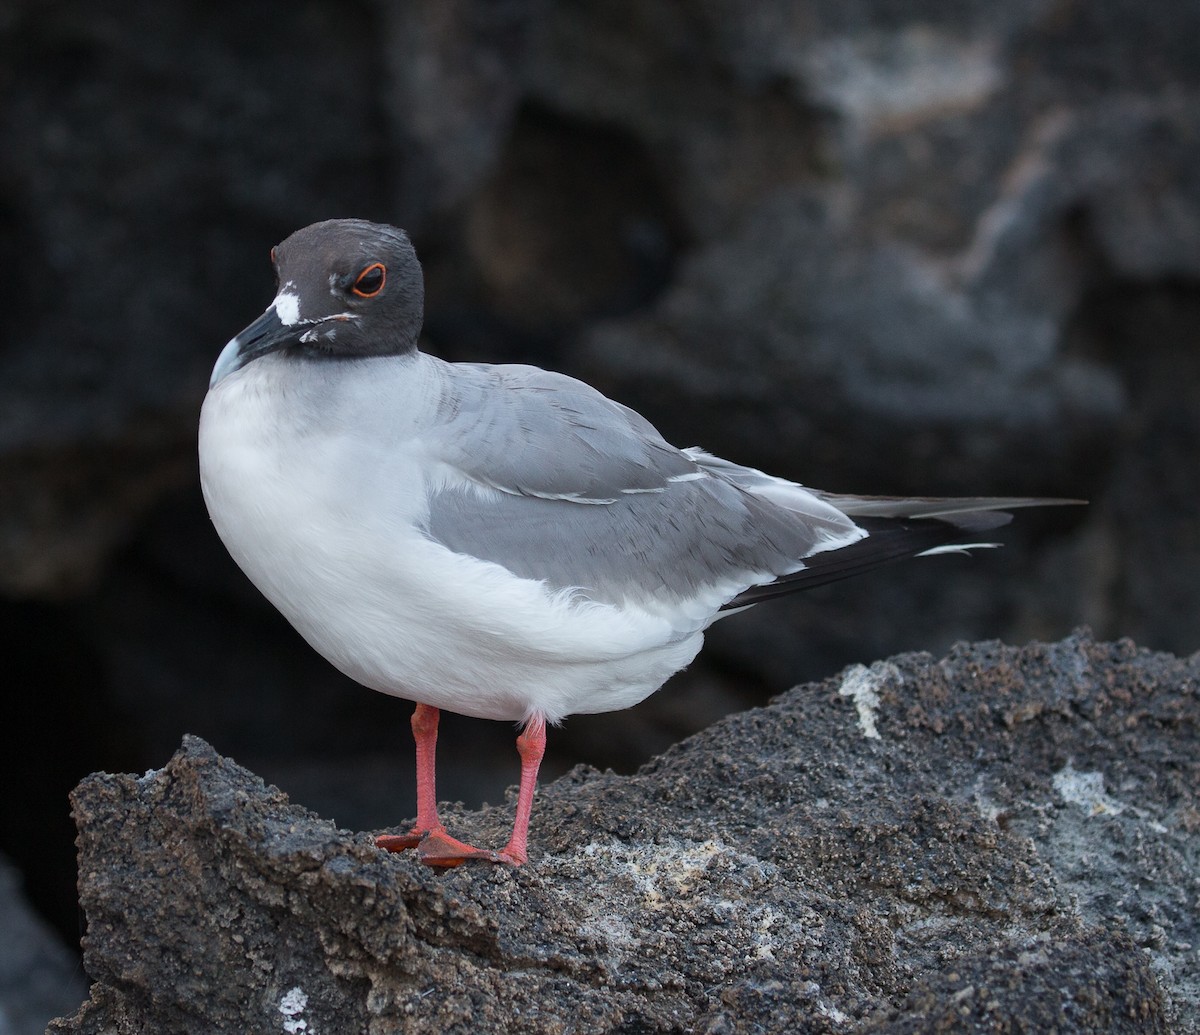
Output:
[{"xmin": 198, "ymin": 365, "xmax": 703, "ymax": 723}]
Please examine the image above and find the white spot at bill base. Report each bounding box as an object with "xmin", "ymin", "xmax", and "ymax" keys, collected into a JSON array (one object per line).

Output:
[{"xmin": 274, "ymin": 287, "xmax": 301, "ymax": 326}]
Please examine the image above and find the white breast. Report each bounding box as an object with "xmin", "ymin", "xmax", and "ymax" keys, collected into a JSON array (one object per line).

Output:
[{"xmin": 198, "ymin": 356, "xmax": 703, "ymax": 723}]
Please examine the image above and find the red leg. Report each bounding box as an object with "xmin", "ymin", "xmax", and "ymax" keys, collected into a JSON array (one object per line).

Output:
[
  {"xmin": 497, "ymin": 714, "xmax": 546, "ymax": 865},
  {"xmin": 375, "ymin": 705, "xmax": 547, "ymax": 868},
  {"xmin": 411, "ymin": 702, "xmax": 441, "ymax": 832},
  {"xmin": 375, "ymin": 703, "xmax": 442, "ymax": 852}
]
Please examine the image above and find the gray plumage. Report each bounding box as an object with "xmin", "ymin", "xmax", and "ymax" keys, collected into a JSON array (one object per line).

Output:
[
  {"xmin": 423, "ymin": 362, "xmax": 856, "ymax": 608},
  {"xmin": 200, "ymin": 218, "xmax": 1081, "ymax": 726}
]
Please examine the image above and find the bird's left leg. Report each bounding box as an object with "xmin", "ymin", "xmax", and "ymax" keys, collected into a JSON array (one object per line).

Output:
[
  {"xmin": 375, "ymin": 702, "xmax": 444, "ymax": 852},
  {"xmin": 496, "ymin": 713, "xmax": 546, "ymax": 865}
]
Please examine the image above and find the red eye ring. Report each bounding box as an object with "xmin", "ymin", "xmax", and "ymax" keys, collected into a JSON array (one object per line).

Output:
[{"xmin": 352, "ymin": 262, "xmax": 387, "ymax": 298}]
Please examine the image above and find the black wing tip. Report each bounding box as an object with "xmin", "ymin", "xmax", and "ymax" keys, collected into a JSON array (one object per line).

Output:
[
  {"xmin": 720, "ymin": 496, "xmax": 1086, "ymax": 612},
  {"xmin": 722, "ymin": 508, "xmax": 1016, "ymax": 611}
]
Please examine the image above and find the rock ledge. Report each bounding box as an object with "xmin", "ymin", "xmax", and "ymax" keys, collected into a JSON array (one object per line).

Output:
[{"xmin": 53, "ymin": 632, "xmax": 1196, "ymax": 1033}]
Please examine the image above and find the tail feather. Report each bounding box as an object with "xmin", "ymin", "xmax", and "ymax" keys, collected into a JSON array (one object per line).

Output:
[
  {"xmin": 721, "ymin": 496, "xmax": 1083, "ymax": 611},
  {"xmin": 807, "ymin": 491, "xmax": 1085, "ymax": 520}
]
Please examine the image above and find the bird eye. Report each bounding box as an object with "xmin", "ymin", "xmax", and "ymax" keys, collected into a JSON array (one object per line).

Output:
[
  {"xmin": 352, "ymin": 263, "xmax": 386, "ymax": 298},
  {"xmin": 270, "ymin": 246, "xmax": 278, "ymax": 266}
]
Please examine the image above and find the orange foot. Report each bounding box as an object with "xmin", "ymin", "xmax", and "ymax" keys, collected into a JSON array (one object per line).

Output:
[
  {"xmin": 374, "ymin": 831, "xmax": 423, "ymax": 852},
  {"xmin": 374, "ymin": 827, "xmax": 523, "ymax": 868}
]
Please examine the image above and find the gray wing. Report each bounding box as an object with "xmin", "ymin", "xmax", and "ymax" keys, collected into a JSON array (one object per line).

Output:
[
  {"xmin": 434, "ymin": 363, "xmax": 699, "ymax": 502},
  {"xmin": 420, "ymin": 363, "xmax": 1073, "ymax": 612},
  {"xmin": 424, "ymin": 364, "xmax": 862, "ymax": 609}
]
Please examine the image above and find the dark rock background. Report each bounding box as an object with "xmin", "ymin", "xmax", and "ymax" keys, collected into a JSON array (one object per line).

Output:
[{"xmin": 1, "ymin": 1, "xmax": 1197, "ymax": 1030}]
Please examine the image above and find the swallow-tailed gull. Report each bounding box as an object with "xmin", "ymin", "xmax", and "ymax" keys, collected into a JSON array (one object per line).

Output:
[{"xmin": 199, "ymin": 218, "xmax": 1075, "ymax": 866}]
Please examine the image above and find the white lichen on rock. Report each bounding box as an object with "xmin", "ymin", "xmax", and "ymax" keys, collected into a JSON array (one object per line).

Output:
[
  {"xmin": 1052, "ymin": 761, "xmax": 1126, "ymax": 817},
  {"xmin": 838, "ymin": 661, "xmax": 901, "ymax": 740}
]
